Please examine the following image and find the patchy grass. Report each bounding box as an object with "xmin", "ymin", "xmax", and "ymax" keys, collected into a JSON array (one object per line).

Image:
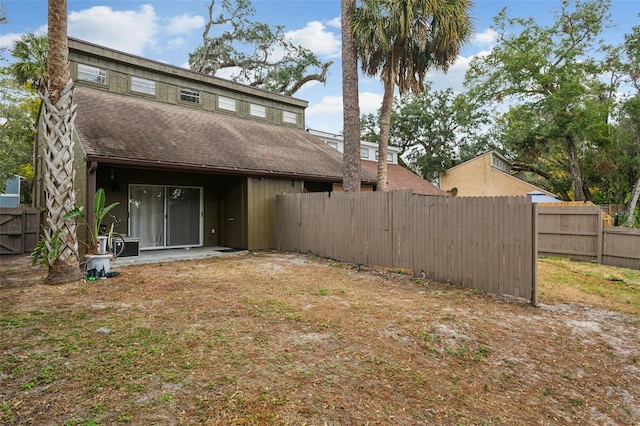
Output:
[
  {"xmin": 0, "ymin": 252, "xmax": 639, "ymax": 425},
  {"xmin": 539, "ymin": 256, "xmax": 640, "ymax": 316}
]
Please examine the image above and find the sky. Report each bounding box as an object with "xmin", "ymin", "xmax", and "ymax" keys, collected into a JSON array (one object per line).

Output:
[{"xmin": 0, "ymin": 0, "xmax": 638, "ymax": 134}]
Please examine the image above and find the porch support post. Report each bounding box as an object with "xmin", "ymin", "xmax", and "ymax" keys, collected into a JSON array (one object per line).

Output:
[{"xmin": 88, "ymin": 161, "xmax": 98, "ymax": 234}]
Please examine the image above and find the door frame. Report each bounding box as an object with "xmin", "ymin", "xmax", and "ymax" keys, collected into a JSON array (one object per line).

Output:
[{"xmin": 128, "ymin": 184, "xmax": 204, "ymax": 250}]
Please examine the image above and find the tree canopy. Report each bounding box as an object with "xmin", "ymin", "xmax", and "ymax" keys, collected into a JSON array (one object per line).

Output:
[
  {"xmin": 361, "ymin": 84, "xmax": 493, "ymax": 183},
  {"xmin": 189, "ymin": 0, "xmax": 332, "ymax": 96},
  {"xmin": 0, "ymin": 33, "xmax": 46, "ymax": 199},
  {"xmin": 464, "ymin": 0, "xmax": 616, "ymax": 201},
  {"xmin": 358, "ymin": 0, "xmax": 639, "ymax": 223},
  {"xmin": 0, "ymin": 68, "xmax": 39, "ymax": 198},
  {"xmin": 352, "ymin": 0, "xmax": 473, "ymax": 190}
]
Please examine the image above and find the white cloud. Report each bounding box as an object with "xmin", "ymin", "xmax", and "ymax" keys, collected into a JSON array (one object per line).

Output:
[
  {"xmin": 305, "ymin": 91, "xmax": 383, "ymax": 133},
  {"xmin": 326, "ymin": 17, "xmax": 341, "ymax": 29},
  {"xmin": 307, "ymin": 94, "xmax": 342, "ymax": 116},
  {"xmin": 427, "ymin": 55, "xmax": 471, "ymax": 93},
  {"xmin": 473, "ymin": 28, "xmax": 498, "ymax": 47},
  {"xmin": 306, "ymin": 92, "xmax": 382, "ymax": 117},
  {"xmin": 0, "ymin": 25, "xmax": 46, "ymax": 50},
  {"xmin": 166, "ymin": 13, "xmax": 205, "ymax": 35},
  {"xmin": 68, "ymin": 5, "xmax": 159, "ymax": 56},
  {"xmin": 359, "ymin": 92, "xmax": 383, "ymax": 115},
  {"xmin": 167, "ymin": 38, "xmax": 186, "ymax": 50},
  {"xmin": 286, "ymin": 21, "xmax": 341, "ymax": 57}
]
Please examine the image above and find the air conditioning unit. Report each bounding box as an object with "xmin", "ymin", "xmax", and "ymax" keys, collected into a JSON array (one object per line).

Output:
[{"xmin": 114, "ymin": 236, "xmax": 139, "ymax": 257}]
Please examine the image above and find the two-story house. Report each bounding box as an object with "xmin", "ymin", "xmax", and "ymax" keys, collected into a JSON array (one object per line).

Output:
[
  {"xmin": 33, "ymin": 38, "xmax": 376, "ymax": 252},
  {"xmin": 307, "ymin": 129, "xmax": 448, "ymax": 196}
]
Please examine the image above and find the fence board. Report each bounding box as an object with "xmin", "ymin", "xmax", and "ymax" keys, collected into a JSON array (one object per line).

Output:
[
  {"xmin": 534, "ymin": 204, "xmax": 640, "ymax": 271},
  {"xmin": 276, "ymin": 192, "xmax": 536, "ymax": 303},
  {"xmin": 537, "ymin": 205, "xmax": 601, "ymax": 261},
  {"xmin": 602, "ymin": 227, "xmax": 640, "ymax": 270},
  {"xmin": 0, "ymin": 208, "xmax": 42, "ymax": 255}
]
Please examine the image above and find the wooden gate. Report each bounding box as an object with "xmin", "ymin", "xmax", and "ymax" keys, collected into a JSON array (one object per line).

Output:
[{"xmin": 0, "ymin": 208, "xmax": 41, "ymax": 255}]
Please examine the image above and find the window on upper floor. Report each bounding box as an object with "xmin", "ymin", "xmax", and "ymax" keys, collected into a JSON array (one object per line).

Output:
[
  {"xmin": 327, "ymin": 141, "xmax": 338, "ymax": 150},
  {"xmin": 376, "ymin": 151, "xmax": 395, "ymax": 162},
  {"xmin": 250, "ymin": 103, "xmax": 266, "ymax": 118},
  {"xmin": 180, "ymin": 87, "xmax": 200, "ymax": 104},
  {"xmin": 282, "ymin": 111, "xmax": 297, "ymax": 124},
  {"xmin": 360, "ymin": 147, "xmax": 369, "ymax": 159},
  {"xmin": 77, "ymin": 63, "xmax": 106, "ymax": 85},
  {"xmin": 218, "ymin": 96, "xmax": 236, "ymax": 112},
  {"xmin": 131, "ymin": 76, "xmax": 156, "ymax": 95}
]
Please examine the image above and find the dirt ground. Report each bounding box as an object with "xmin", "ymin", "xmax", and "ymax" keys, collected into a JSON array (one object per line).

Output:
[{"xmin": 1, "ymin": 251, "xmax": 639, "ymax": 425}]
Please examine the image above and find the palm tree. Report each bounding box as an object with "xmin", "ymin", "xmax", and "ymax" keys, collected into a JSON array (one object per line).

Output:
[
  {"xmin": 40, "ymin": 0, "xmax": 83, "ymax": 284},
  {"xmin": 10, "ymin": 33, "xmax": 48, "ymax": 92},
  {"xmin": 352, "ymin": 0, "xmax": 473, "ymax": 190},
  {"xmin": 341, "ymin": 0, "xmax": 361, "ymax": 192}
]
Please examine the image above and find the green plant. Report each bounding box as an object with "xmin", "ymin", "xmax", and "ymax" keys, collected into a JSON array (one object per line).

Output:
[
  {"xmin": 65, "ymin": 188, "xmax": 119, "ymax": 254},
  {"xmin": 30, "ymin": 227, "xmax": 64, "ymax": 266},
  {"xmin": 315, "ymin": 286, "xmax": 329, "ymax": 296},
  {"xmin": 31, "ymin": 188, "xmax": 119, "ymax": 263}
]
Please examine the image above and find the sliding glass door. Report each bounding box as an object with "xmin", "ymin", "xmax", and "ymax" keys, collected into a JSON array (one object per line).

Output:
[{"xmin": 129, "ymin": 185, "xmax": 202, "ymax": 249}]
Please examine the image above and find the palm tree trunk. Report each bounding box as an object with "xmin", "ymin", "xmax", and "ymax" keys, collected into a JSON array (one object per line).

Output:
[
  {"xmin": 43, "ymin": 0, "xmax": 83, "ymax": 284},
  {"xmin": 377, "ymin": 75, "xmax": 395, "ymax": 192},
  {"xmin": 341, "ymin": 0, "xmax": 361, "ymax": 192}
]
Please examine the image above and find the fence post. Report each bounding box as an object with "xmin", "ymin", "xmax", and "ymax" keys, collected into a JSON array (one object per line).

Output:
[
  {"xmin": 597, "ymin": 208, "xmax": 603, "ymax": 264},
  {"xmin": 531, "ymin": 202, "xmax": 538, "ymax": 307}
]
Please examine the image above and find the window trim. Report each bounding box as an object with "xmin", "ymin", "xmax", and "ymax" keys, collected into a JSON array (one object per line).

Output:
[
  {"xmin": 360, "ymin": 147, "xmax": 369, "ymax": 159},
  {"xmin": 218, "ymin": 96, "xmax": 237, "ymax": 112},
  {"xmin": 130, "ymin": 76, "xmax": 156, "ymax": 95},
  {"xmin": 375, "ymin": 150, "xmax": 395, "ymax": 162},
  {"xmin": 180, "ymin": 87, "xmax": 201, "ymax": 104},
  {"xmin": 282, "ymin": 110, "xmax": 297, "ymax": 124},
  {"xmin": 249, "ymin": 103, "xmax": 266, "ymax": 118},
  {"xmin": 77, "ymin": 63, "xmax": 106, "ymax": 85}
]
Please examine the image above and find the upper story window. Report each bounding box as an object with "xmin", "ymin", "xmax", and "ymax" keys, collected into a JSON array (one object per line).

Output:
[
  {"xmin": 250, "ymin": 103, "xmax": 266, "ymax": 118},
  {"xmin": 375, "ymin": 151, "xmax": 395, "ymax": 163},
  {"xmin": 180, "ymin": 87, "xmax": 200, "ymax": 104},
  {"xmin": 282, "ymin": 111, "xmax": 297, "ymax": 124},
  {"xmin": 77, "ymin": 63, "xmax": 106, "ymax": 85},
  {"xmin": 218, "ymin": 96, "xmax": 236, "ymax": 112},
  {"xmin": 131, "ymin": 76, "xmax": 156, "ymax": 95},
  {"xmin": 360, "ymin": 147, "xmax": 369, "ymax": 159},
  {"xmin": 327, "ymin": 141, "xmax": 338, "ymax": 150}
]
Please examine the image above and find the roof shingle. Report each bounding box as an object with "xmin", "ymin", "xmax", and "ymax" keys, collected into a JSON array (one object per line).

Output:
[
  {"xmin": 360, "ymin": 161, "xmax": 448, "ymax": 196},
  {"xmin": 73, "ymin": 87, "xmax": 376, "ymax": 183}
]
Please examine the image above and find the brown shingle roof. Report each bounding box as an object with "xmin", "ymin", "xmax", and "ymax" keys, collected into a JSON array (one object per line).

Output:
[
  {"xmin": 73, "ymin": 87, "xmax": 376, "ymax": 183},
  {"xmin": 360, "ymin": 161, "xmax": 449, "ymax": 196}
]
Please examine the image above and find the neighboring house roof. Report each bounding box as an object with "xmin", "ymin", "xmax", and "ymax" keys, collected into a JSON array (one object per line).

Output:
[
  {"xmin": 440, "ymin": 151, "xmax": 557, "ymax": 198},
  {"xmin": 360, "ymin": 161, "xmax": 449, "ymax": 196},
  {"xmin": 73, "ymin": 86, "xmax": 376, "ymax": 183},
  {"xmin": 527, "ymin": 190, "xmax": 561, "ymax": 203}
]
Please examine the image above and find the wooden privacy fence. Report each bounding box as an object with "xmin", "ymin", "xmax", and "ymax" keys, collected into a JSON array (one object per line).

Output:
[
  {"xmin": 0, "ymin": 208, "xmax": 41, "ymax": 255},
  {"xmin": 276, "ymin": 191, "xmax": 538, "ymax": 304},
  {"xmin": 538, "ymin": 205, "xmax": 640, "ymax": 270}
]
